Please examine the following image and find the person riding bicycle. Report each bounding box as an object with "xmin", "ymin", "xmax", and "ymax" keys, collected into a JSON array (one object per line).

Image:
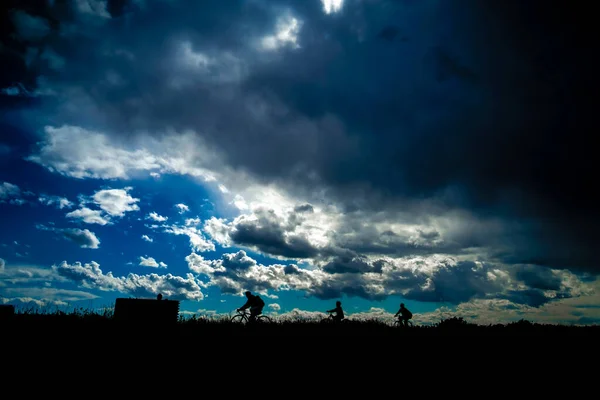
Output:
[
  {"xmin": 394, "ymin": 303, "xmax": 413, "ymax": 327},
  {"xmin": 326, "ymin": 301, "xmax": 344, "ymax": 322},
  {"xmin": 237, "ymin": 291, "xmax": 265, "ymax": 323}
]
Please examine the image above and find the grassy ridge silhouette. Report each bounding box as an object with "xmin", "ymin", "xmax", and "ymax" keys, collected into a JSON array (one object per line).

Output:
[{"xmin": 2, "ymin": 305, "xmax": 598, "ymax": 337}]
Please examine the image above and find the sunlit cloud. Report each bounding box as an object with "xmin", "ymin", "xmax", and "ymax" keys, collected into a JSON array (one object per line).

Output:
[
  {"xmin": 66, "ymin": 207, "xmax": 110, "ymax": 225},
  {"xmin": 321, "ymin": 0, "xmax": 344, "ymax": 15},
  {"xmin": 54, "ymin": 260, "xmax": 205, "ymax": 301},
  {"xmin": 139, "ymin": 256, "xmax": 167, "ymax": 268},
  {"xmin": 164, "ymin": 223, "xmax": 215, "ymax": 253},
  {"xmin": 261, "ymin": 15, "xmax": 302, "ymax": 51},
  {"xmin": 175, "ymin": 203, "xmax": 189, "ymax": 214},
  {"xmin": 92, "ymin": 188, "xmax": 139, "ymax": 217},
  {"xmin": 147, "ymin": 212, "xmax": 168, "ymax": 222},
  {"xmin": 38, "ymin": 195, "xmax": 74, "ymax": 209}
]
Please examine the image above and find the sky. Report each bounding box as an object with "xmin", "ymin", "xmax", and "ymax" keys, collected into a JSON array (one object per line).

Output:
[{"xmin": 1, "ymin": 0, "xmax": 598, "ymax": 326}]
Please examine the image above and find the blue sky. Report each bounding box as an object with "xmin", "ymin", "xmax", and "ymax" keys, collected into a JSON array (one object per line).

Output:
[{"xmin": 1, "ymin": 0, "xmax": 598, "ymax": 326}]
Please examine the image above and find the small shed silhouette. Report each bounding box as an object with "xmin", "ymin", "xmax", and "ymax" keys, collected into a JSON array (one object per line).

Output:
[{"xmin": 114, "ymin": 297, "xmax": 180, "ymax": 325}]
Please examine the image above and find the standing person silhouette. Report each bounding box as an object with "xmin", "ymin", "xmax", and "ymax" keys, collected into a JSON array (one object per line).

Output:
[
  {"xmin": 327, "ymin": 301, "xmax": 344, "ymax": 322},
  {"xmin": 394, "ymin": 303, "xmax": 413, "ymax": 327},
  {"xmin": 237, "ymin": 291, "xmax": 265, "ymax": 322}
]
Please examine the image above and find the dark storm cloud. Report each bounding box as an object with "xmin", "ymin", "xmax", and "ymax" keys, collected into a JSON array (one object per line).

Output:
[
  {"xmin": 402, "ymin": 260, "xmax": 506, "ymax": 304},
  {"xmin": 229, "ymin": 207, "xmax": 320, "ymax": 259},
  {"xmin": 220, "ymin": 250, "xmax": 257, "ymax": 271},
  {"xmin": 513, "ymin": 264, "xmax": 562, "ymax": 291},
  {"xmin": 322, "ymin": 255, "xmax": 381, "ymax": 274},
  {"xmin": 501, "ymin": 289, "xmax": 560, "ymax": 308},
  {"xmin": 4, "ymin": 0, "xmax": 599, "ymax": 271}
]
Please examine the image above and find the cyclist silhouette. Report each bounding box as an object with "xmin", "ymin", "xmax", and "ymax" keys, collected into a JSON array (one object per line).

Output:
[
  {"xmin": 237, "ymin": 291, "xmax": 265, "ymax": 322},
  {"xmin": 326, "ymin": 301, "xmax": 344, "ymax": 322},
  {"xmin": 394, "ymin": 303, "xmax": 413, "ymax": 327}
]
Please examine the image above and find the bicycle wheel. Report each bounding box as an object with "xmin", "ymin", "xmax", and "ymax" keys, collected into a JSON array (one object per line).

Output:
[
  {"xmin": 394, "ymin": 319, "xmax": 411, "ymax": 328},
  {"xmin": 257, "ymin": 315, "xmax": 272, "ymax": 323},
  {"xmin": 231, "ymin": 314, "xmax": 247, "ymax": 324}
]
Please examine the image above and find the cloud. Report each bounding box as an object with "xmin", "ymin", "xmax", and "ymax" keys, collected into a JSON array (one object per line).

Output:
[
  {"xmin": 64, "ymin": 187, "xmax": 139, "ymax": 225},
  {"xmin": 10, "ymin": 10, "xmax": 51, "ymax": 41},
  {"xmin": 175, "ymin": 203, "xmax": 189, "ymax": 214},
  {"xmin": 5, "ymin": 0, "xmax": 599, "ymax": 316},
  {"xmin": 147, "ymin": 212, "xmax": 168, "ymax": 222},
  {"xmin": 0, "ymin": 182, "xmax": 24, "ymax": 205},
  {"xmin": 229, "ymin": 209, "xmax": 320, "ymax": 259},
  {"xmin": 60, "ymin": 228, "xmax": 101, "ymax": 249},
  {"xmin": 182, "ymin": 246, "xmax": 591, "ymax": 308},
  {"xmin": 54, "ymin": 260, "xmax": 204, "ymax": 300},
  {"xmin": 141, "ymin": 234, "xmax": 153, "ymax": 242},
  {"xmin": 261, "ymin": 15, "xmax": 302, "ymax": 51},
  {"xmin": 26, "ymin": 126, "xmax": 162, "ymax": 179},
  {"xmin": 139, "ymin": 256, "xmax": 167, "ymax": 268},
  {"xmin": 164, "ymin": 222, "xmax": 215, "ymax": 253},
  {"xmin": 66, "ymin": 207, "xmax": 110, "ymax": 225},
  {"xmin": 74, "ymin": 0, "xmax": 111, "ymax": 18},
  {"xmin": 92, "ymin": 187, "xmax": 140, "ymax": 217},
  {"xmin": 38, "ymin": 195, "xmax": 74, "ymax": 209},
  {"xmin": 36, "ymin": 225, "xmax": 100, "ymax": 249},
  {"xmin": 202, "ymin": 217, "xmax": 232, "ymax": 247},
  {"xmin": 26, "ymin": 126, "xmax": 219, "ymax": 181},
  {"xmin": 321, "ymin": 0, "xmax": 344, "ymax": 15}
]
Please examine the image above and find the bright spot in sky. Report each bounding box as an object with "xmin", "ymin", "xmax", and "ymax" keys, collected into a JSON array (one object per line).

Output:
[
  {"xmin": 321, "ymin": 0, "xmax": 343, "ymax": 14},
  {"xmin": 262, "ymin": 16, "xmax": 302, "ymax": 50}
]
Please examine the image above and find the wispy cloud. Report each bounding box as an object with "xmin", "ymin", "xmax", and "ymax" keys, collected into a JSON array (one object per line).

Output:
[
  {"xmin": 36, "ymin": 225, "xmax": 100, "ymax": 249},
  {"xmin": 0, "ymin": 182, "xmax": 25, "ymax": 205},
  {"xmin": 175, "ymin": 203, "xmax": 189, "ymax": 214},
  {"xmin": 38, "ymin": 195, "xmax": 74, "ymax": 209}
]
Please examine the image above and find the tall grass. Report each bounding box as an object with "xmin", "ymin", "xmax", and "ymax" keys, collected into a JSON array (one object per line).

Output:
[{"xmin": 2, "ymin": 305, "xmax": 598, "ymax": 337}]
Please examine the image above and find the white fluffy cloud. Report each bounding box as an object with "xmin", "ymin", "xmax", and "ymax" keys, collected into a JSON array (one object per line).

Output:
[
  {"xmin": 93, "ymin": 187, "xmax": 139, "ymax": 217},
  {"xmin": 66, "ymin": 207, "xmax": 110, "ymax": 225},
  {"xmin": 164, "ymin": 223, "xmax": 215, "ymax": 253},
  {"xmin": 65, "ymin": 187, "xmax": 140, "ymax": 225},
  {"xmin": 54, "ymin": 260, "xmax": 205, "ymax": 301},
  {"xmin": 147, "ymin": 212, "xmax": 168, "ymax": 222},
  {"xmin": 139, "ymin": 256, "xmax": 167, "ymax": 268},
  {"xmin": 26, "ymin": 126, "xmax": 219, "ymax": 182},
  {"xmin": 27, "ymin": 126, "xmax": 162, "ymax": 179}
]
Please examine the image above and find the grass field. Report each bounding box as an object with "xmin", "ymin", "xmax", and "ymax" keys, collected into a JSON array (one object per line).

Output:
[{"xmin": 2, "ymin": 305, "xmax": 598, "ymax": 338}]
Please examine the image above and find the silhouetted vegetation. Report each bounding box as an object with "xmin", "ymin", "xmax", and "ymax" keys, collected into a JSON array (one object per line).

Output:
[{"xmin": 2, "ymin": 306, "xmax": 598, "ymax": 338}]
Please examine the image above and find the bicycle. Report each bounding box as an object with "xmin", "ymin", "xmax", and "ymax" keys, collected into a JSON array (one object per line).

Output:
[
  {"xmin": 320, "ymin": 312, "xmax": 346, "ymax": 325},
  {"xmin": 393, "ymin": 318, "xmax": 414, "ymax": 328},
  {"xmin": 230, "ymin": 309, "xmax": 273, "ymax": 324}
]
